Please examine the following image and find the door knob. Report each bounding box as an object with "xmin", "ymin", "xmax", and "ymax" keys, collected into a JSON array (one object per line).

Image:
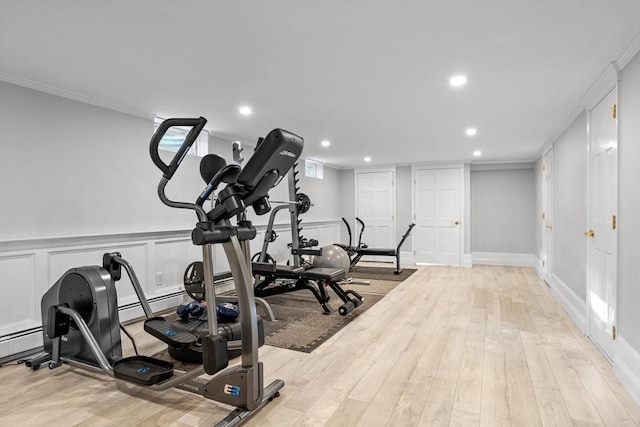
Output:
[
  {"xmin": 454, "ymin": 221, "xmax": 460, "ymax": 225},
  {"xmin": 584, "ymin": 229, "xmax": 595, "ymax": 238}
]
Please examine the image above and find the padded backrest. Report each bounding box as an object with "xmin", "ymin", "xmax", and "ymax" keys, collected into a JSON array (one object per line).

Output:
[
  {"xmin": 237, "ymin": 128, "xmax": 303, "ymax": 190},
  {"xmin": 199, "ymin": 154, "xmax": 227, "ymax": 183}
]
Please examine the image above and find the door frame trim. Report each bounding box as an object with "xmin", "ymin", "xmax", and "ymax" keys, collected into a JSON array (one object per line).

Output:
[{"xmin": 411, "ymin": 164, "xmax": 465, "ymax": 267}]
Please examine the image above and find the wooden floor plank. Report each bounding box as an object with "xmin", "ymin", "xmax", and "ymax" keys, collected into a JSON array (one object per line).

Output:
[{"xmin": 1, "ymin": 265, "xmax": 638, "ymax": 427}]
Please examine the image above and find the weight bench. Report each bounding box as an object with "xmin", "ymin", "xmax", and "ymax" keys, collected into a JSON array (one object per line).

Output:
[
  {"xmin": 338, "ymin": 219, "xmax": 416, "ymax": 274},
  {"xmin": 252, "ymin": 262, "xmax": 364, "ymax": 316}
]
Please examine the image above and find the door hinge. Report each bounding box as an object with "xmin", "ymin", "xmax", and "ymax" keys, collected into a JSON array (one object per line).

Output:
[
  {"xmin": 612, "ymin": 325, "xmax": 617, "ymax": 340},
  {"xmin": 542, "ymin": 260, "xmax": 545, "ymax": 267},
  {"xmin": 542, "ymin": 212, "xmax": 546, "ymax": 220},
  {"xmin": 612, "ymin": 104, "xmax": 617, "ymax": 119},
  {"xmin": 612, "ymin": 215, "xmax": 617, "ymax": 230},
  {"xmin": 542, "ymin": 163, "xmax": 546, "ymax": 172}
]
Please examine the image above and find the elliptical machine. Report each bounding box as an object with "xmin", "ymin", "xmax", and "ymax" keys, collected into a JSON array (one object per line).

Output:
[{"xmin": 25, "ymin": 117, "xmax": 303, "ymax": 426}]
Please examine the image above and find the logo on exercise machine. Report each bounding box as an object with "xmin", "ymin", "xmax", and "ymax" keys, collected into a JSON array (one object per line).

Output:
[
  {"xmin": 223, "ymin": 384, "xmax": 240, "ymax": 396},
  {"xmin": 279, "ymin": 150, "xmax": 297, "ymax": 158},
  {"xmin": 164, "ymin": 329, "xmax": 177, "ymax": 337}
]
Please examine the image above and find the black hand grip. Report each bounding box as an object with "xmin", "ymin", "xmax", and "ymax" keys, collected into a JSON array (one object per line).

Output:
[{"xmin": 149, "ymin": 117, "xmax": 207, "ymax": 179}]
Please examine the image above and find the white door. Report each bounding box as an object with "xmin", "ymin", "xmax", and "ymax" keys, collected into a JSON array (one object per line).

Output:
[
  {"xmin": 413, "ymin": 168, "xmax": 462, "ymax": 266},
  {"xmin": 355, "ymin": 170, "xmax": 395, "ymax": 257},
  {"xmin": 587, "ymin": 88, "xmax": 618, "ymax": 360},
  {"xmin": 541, "ymin": 149, "xmax": 554, "ymax": 280}
]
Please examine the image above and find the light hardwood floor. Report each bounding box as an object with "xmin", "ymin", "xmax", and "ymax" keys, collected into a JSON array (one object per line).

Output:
[{"xmin": 1, "ymin": 265, "xmax": 638, "ymax": 426}]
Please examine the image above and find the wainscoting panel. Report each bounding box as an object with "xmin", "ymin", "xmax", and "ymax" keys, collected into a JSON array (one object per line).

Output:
[
  {"xmin": 0, "ymin": 221, "xmax": 341, "ymax": 360},
  {"xmin": 153, "ymin": 238, "xmax": 202, "ymax": 295},
  {"xmin": 48, "ymin": 243, "xmax": 148, "ymax": 307},
  {"xmin": 0, "ymin": 253, "xmax": 37, "ymax": 337}
]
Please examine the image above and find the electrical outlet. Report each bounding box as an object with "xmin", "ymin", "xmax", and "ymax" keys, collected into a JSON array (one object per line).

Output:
[{"xmin": 155, "ymin": 272, "xmax": 162, "ymax": 286}]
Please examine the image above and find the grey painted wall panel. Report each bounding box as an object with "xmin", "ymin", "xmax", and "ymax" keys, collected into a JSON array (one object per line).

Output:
[
  {"xmin": 0, "ymin": 82, "xmax": 343, "ymax": 240},
  {"xmin": 338, "ymin": 169, "xmax": 355, "ymax": 245},
  {"xmin": 618, "ymin": 51, "xmax": 640, "ymax": 353},
  {"xmin": 396, "ymin": 166, "xmax": 413, "ymax": 248},
  {"xmin": 0, "ymin": 82, "xmax": 204, "ymax": 239},
  {"xmin": 471, "ymin": 168, "xmax": 535, "ymax": 253},
  {"xmin": 534, "ymin": 156, "xmax": 543, "ymax": 259},
  {"xmin": 552, "ymin": 111, "xmax": 587, "ymax": 301}
]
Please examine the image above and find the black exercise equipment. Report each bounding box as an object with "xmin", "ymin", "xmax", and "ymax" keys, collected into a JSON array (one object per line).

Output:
[
  {"xmin": 26, "ymin": 117, "xmax": 302, "ymax": 426},
  {"xmin": 337, "ymin": 217, "xmax": 416, "ymax": 274},
  {"xmin": 251, "ymin": 163, "xmax": 363, "ymax": 315}
]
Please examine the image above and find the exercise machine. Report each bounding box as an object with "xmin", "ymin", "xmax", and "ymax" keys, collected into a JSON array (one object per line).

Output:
[
  {"xmin": 251, "ymin": 164, "xmax": 364, "ymax": 315},
  {"xmin": 25, "ymin": 117, "xmax": 302, "ymax": 426},
  {"xmin": 337, "ymin": 217, "xmax": 415, "ymax": 274}
]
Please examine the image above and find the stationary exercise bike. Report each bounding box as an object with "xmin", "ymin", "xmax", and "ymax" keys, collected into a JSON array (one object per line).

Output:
[{"xmin": 24, "ymin": 117, "xmax": 303, "ymax": 426}]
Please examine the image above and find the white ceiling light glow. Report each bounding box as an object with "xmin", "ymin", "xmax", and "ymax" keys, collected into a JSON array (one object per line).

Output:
[
  {"xmin": 321, "ymin": 140, "xmax": 331, "ymax": 147},
  {"xmin": 364, "ymin": 156, "xmax": 371, "ymax": 162},
  {"xmin": 473, "ymin": 150, "xmax": 482, "ymax": 157},
  {"xmin": 449, "ymin": 74, "xmax": 467, "ymax": 87},
  {"xmin": 466, "ymin": 128, "xmax": 477, "ymax": 136},
  {"xmin": 239, "ymin": 106, "xmax": 252, "ymax": 116}
]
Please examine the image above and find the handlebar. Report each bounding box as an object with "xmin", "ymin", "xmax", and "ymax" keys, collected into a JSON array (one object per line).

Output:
[{"xmin": 149, "ymin": 117, "xmax": 207, "ymax": 179}]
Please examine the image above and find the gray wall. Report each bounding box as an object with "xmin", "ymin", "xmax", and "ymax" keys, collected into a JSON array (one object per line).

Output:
[
  {"xmin": 534, "ymin": 156, "xmax": 543, "ymax": 259},
  {"xmin": 337, "ymin": 169, "xmax": 355, "ymax": 245},
  {"xmin": 291, "ymin": 164, "xmax": 343, "ymax": 224},
  {"xmin": 552, "ymin": 111, "xmax": 588, "ymax": 301},
  {"xmin": 0, "ymin": 82, "xmax": 204, "ymax": 239},
  {"xmin": 0, "ymin": 82, "xmax": 343, "ymax": 241},
  {"xmin": 396, "ymin": 166, "xmax": 413, "ymax": 248},
  {"xmin": 618, "ymin": 51, "xmax": 640, "ymax": 353},
  {"xmin": 470, "ymin": 166, "xmax": 536, "ymax": 254}
]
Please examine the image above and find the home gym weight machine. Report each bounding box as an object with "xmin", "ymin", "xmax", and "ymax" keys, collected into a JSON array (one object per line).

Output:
[
  {"xmin": 24, "ymin": 117, "xmax": 303, "ymax": 426},
  {"xmin": 182, "ymin": 153, "xmax": 363, "ymax": 316},
  {"xmin": 250, "ymin": 163, "xmax": 364, "ymax": 315}
]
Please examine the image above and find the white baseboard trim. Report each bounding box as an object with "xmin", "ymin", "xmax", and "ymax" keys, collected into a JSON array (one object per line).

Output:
[
  {"xmin": 548, "ymin": 273, "xmax": 588, "ymax": 334},
  {"xmin": 534, "ymin": 259, "xmax": 547, "ymax": 282},
  {"xmin": 471, "ymin": 252, "xmax": 536, "ymax": 267},
  {"xmin": 463, "ymin": 253, "xmax": 473, "ymax": 268},
  {"xmin": 400, "ymin": 250, "xmax": 414, "ymax": 267},
  {"xmin": 613, "ymin": 336, "xmax": 640, "ymax": 405}
]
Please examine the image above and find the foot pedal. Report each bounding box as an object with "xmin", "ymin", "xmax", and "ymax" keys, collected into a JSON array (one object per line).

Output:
[
  {"xmin": 144, "ymin": 317, "xmax": 197, "ymax": 348},
  {"xmin": 113, "ymin": 356, "xmax": 173, "ymax": 386}
]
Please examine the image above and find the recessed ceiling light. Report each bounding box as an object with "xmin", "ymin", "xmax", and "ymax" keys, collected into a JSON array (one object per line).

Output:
[
  {"xmin": 473, "ymin": 150, "xmax": 482, "ymax": 157},
  {"xmin": 449, "ymin": 75, "xmax": 467, "ymax": 87},
  {"xmin": 364, "ymin": 156, "xmax": 371, "ymax": 162},
  {"xmin": 239, "ymin": 106, "xmax": 252, "ymax": 116},
  {"xmin": 466, "ymin": 128, "xmax": 477, "ymax": 136},
  {"xmin": 321, "ymin": 140, "xmax": 331, "ymax": 147}
]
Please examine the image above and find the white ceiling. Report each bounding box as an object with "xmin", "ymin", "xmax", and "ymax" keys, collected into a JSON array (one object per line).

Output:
[{"xmin": 1, "ymin": 1, "xmax": 639, "ymax": 168}]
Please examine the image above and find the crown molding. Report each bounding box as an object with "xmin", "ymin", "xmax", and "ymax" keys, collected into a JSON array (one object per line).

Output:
[
  {"xmin": 616, "ymin": 32, "xmax": 640, "ymax": 70},
  {"xmin": 0, "ymin": 72, "xmax": 155, "ymax": 120}
]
